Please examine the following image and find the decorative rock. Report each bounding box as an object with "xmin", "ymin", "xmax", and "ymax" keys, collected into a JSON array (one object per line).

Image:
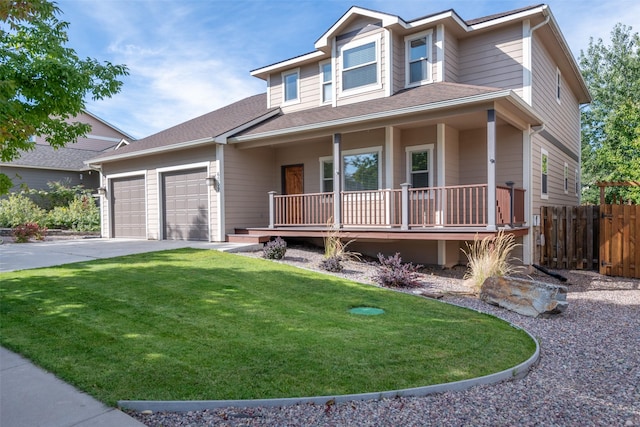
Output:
[{"xmin": 480, "ymin": 276, "xmax": 568, "ymax": 318}]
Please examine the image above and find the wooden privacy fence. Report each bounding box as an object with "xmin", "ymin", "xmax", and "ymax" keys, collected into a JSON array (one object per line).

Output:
[
  {"xmin": 540, "ymin": 205, "xmax": 599, "ymax": 270},
  {"xmin": 599, "ymin": 203, "xmax": 640, "ymax": 278}
]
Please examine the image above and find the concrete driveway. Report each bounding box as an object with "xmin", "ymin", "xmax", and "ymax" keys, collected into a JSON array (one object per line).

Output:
[{"xmin": 0, "ymin": 238, "xmax": 260, "ymax": 273}]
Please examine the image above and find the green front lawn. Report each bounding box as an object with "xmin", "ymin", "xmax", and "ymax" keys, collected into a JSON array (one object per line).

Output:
[{"xmin": 0, "ymin": 249, "xmax": 535, "ymax": 406}]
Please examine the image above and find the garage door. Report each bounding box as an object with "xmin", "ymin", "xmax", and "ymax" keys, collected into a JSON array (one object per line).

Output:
[
  {"xmin": 111, "ymin": 176, "xmax": 146, "ymax": 238},
  {"xmin": 162, "ymin": 168, "xmax": 209, "ymax": 241}
]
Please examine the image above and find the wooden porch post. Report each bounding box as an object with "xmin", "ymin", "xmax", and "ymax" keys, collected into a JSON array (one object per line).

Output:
[
  {"xmin": 487, "ymin": 109, "xmax": 497, "ymax": 231},
  {"xmin": 333, "ymin": 133, "xmax": 342, "ymax": 228},
  {"xmin": 401, "ymin": 183, "xmax": 411, "ymax": 230},
  {"xmin": 268, "ymin": 191, "xmax": 277, "ymax": 229}
]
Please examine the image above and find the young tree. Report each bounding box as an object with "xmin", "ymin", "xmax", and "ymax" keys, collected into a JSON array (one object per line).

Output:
[
  {"xmin": 579, "ymin": 24, "xmax": 640, "ymax": 204},
  {"xmin": 0, "ymin": 0, "xmax": 128, "ymax": 194}
]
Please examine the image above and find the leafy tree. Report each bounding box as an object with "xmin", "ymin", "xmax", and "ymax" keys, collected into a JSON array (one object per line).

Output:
[
  {"xmin": 579, "ymin": 24, "xmax": 640, "ymax": 204},
  {"xmin": 0, "ymin": 0, "xmax": 128, "ymax": 194}
]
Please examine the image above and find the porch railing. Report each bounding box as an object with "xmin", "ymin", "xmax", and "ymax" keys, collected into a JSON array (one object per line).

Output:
[{"xmin": 269, "ymin": 184, "xmax": 525, "ymax": 229}]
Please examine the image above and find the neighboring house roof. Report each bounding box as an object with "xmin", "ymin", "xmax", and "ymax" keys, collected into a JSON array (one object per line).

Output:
[
  {"xmin": 231, "ymin": 82, "xmax": 543, "ymax": 141},
  {"xmin": 89, "ymin": 93, "xmax": 277, "ymax": 163},
  {"xmin": 4, "ymin": 144, "xmax": 102, "ymax": 172},
  {"xmin": 2, "ymin": 110, "xmax": 134, "ymax": 172}
]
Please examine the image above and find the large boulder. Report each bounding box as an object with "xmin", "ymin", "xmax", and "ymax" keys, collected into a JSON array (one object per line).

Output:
[{"xmin": 480, "ymin": 276, "xmax": 568, "ymax": 318}]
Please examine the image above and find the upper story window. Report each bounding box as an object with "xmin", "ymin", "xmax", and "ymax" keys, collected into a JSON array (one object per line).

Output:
[
  {"xmin": 320, "ymin": 61, "xmax": 332, "ymax": 104},
  {"xmin": 340, "ymin": 34, "xmax": 380, "ymax": 94},
  {"xmin": 564, "ymin": 162, "xmax": 569, "ymax": 193},
  {"xmin": 406, "ymin": 144, "xmax": 434, "ymax": 188},
  {"xmin": 405, "ymin": 30, "xmax": 432, "ymax": 86},
  {"xmin": 282, "ymin": 69, "xmax": 300, "ymax": 104}
]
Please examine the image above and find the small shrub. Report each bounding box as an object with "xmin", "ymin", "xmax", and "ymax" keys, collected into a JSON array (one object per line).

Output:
[
  {"xmin": 323, "ymin": 219, "xmax": 360, "ymax": 261},
  {"xmin": 320, "ymin": 255, "xmax": 344, "ymax": 272},
  {"xmin": 373, "ymin": 252, "xmax": 423, "ymax": 288},
  {"xmin": 12, "ymin": 222, "xmax": 48, "ymax": 243},
  {"xmin": 263, "ymin": 237, "xmax": 287, "ymax": 260},
  {"xmin": 461, "ymin": 230, "xmax": 521, "ymax": 293},
  {"xmin": 0, "ymin": 194, "xmax": 46, "ymax": 227}
]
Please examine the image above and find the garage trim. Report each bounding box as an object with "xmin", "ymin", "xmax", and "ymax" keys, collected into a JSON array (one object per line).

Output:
[
  {"xmin": 157, "ymin": 162, "xmax": 212, "ymax": 242},
  {"xmin": 105, "ymin": 170, "xmax": 147, "ymax": 239}
]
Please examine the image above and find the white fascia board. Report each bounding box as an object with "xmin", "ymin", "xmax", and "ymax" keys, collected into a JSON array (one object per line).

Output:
[
  {"xmin": 85, "ymin": 137, "xmax": 216, "ymax": 166},
  {"xmin": 230, "ymin": 90, "xmax": 536, "ymax": 143},
  {"xmin": 251, "ymin": 51, "xmax": 325, "ymax": 79},
  {"xmin": 468, "ymin": 5, "xmax": 547, "ymax": 31},
  {"xmin": 315, "ymin": 6, "xmax": 403, "ymax": 49},
  {"xmin": 404, "ymin": 10, "xmax": 467, "ymax": 32},
  {"xmin": 213, "ymin": 109, "xmax": 282, "ymax": 143}
]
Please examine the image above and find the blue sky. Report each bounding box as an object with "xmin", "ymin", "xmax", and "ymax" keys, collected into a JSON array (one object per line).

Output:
[{"xmin": 56, "ymin": 0, "xmax": 640, "ymax": 139}]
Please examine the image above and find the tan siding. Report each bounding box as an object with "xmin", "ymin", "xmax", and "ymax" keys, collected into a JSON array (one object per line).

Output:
[
  {"xmin": 146, "ymin": 170, "xmax": 158, "ymax": 239},
  {"xmin": 444, "ymin": 28, "xmax": 459, "ymax": 82},
  {"xmin": 444, "ymin": 125, "xmax": 460, "ymax": 186},
  {"xmin": 458, "ymin": 24, "xmax": 523, "ymax": 91},
  {"xmin": 223, "ymin": 145, "xmax": 276, "ymax": 235},
  {"xmin": 495, "ymin": 125, "xmax": 523, "ymax": 188},
  {"xmin": 392, "ymin": 32, "xmax": 404, "ymax": 93},
  {"xmin": 532, "ymin": 34, "xmax": 581, "ymax": 156},
  {"xmin": 391, "ymin": 127, "xmax": 403, "ymax": 188},
  {"xmin": 459, "ymin": 128, "xmax": 486, "ymax": 185}
]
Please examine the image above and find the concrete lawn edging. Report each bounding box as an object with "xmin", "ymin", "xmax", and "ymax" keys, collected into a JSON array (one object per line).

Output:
[{"xmin": 118, "ymin": 325, "xmax": 539, "ymax": 413}]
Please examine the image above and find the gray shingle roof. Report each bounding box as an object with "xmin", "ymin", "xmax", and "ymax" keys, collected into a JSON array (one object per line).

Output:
[
  {"xmin": 92, "ymin": 93, "xmax": 273, "ymax": 159},
  {"xmin": 5, "ymin": 144, "xmax": 104, "ymax": 171},
  {"xmin": 236, "ymin": 82, "xmax": 504, "ymax": 137}
]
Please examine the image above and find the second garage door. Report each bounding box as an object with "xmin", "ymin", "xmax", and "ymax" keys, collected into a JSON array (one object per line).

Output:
[{"xmin": 162, "ymin": 168, "xmax": 209, "ymax": 241}]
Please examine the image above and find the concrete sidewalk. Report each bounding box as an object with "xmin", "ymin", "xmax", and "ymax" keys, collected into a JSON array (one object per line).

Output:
[
  {"xmin": 0, "ymin": 347, "xmax": 146, "ymax": 427},
  {"xmin": 0, "ymin": 238, "xmax": 261, "ymax": 426}
]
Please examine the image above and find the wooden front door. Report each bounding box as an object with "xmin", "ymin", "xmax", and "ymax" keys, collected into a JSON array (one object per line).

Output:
[{"xmin": 283, "ymin": 164, "xmax": 304, "ymax": 224}]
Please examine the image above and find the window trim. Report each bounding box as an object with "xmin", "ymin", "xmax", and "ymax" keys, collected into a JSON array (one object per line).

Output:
[
  {"xmin": 319, "ymin": 60, "xmax": 333, "ymax": 105},
  {"xmin": 319, "ymin": 156, "xmax": 333, "ymax": 193},
  {"xmin": 541, "ymin": 148, "xmax": 549, "ymax": 200},
  {"xmin": 281, "ymin": 68, "xmax": 300, "ymax": 105},
  {"xmin": 339, "ymin": 33, "xmax": 382, "ymax": 96},
  {"xmin": 405, "ymin": 30, "xmax": 433, "ymax": 87},
  {"xmin": 405, "ymin": 144, "xmax": 434, "ymax": 188},
  {"xmin": 319, "ymin": 146, "xmax": 383, "ymax": 192}
]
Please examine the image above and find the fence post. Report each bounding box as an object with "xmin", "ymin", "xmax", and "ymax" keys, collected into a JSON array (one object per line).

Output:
[
  {"xmin": 401, "ymin": 183, "xmax": 411, "ymax": 230},
  {"xmin": 268, "ymin": 191, "xmax": 277, "ymax": 229}
]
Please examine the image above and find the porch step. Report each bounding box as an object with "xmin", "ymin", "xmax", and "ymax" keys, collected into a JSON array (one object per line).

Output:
[{"xmin": 227, "ymin": 234, "xmax": 270, "ymax": 244}]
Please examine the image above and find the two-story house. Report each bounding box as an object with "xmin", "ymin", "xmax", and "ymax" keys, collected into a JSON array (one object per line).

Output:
[
  {"xmin": 1, "ymin": 111, "xmax": 133, "ymax": 192},
  {"xmin": 88, "ymin": 4, "xmax": 590, "ymax": 266}
]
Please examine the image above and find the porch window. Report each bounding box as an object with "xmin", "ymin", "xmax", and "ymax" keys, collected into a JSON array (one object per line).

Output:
[
  {"xmin": 341, "ymin": 36, "xmax": 379, "ymax": 92},
  {"xmin": 406, "ymin": 144, "xmax": 433, "ymax": 188},
  {"xmin": 405, "ymin": 31, "xmax": 432, "ymax": 86},
  {"xmin": 320, "ymin": 61, "xmax": 332, "ymax": 103},
  {"xmin": 282, "ymin": 69, "xmax": 299, "ymax": 104},
  {"xmin": 541, "ymin": 148, "xmax": 548, "ymax": 199},
  {"xmin": 321, "ymin": 159, "xmax": 333, "ymax": 192},
  {"xmin": 319, "ymin": 147, "xmax": 382, "ymax": 192},
  {"xmin": 344, "ymin": 151, "xmax": 379, "ymax": 191}
]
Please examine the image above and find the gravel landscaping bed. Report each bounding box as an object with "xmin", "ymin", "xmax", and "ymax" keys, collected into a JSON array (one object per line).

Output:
[{"xmin": 132, "ymin": 245, "xmax": 640, "ymax": 427}]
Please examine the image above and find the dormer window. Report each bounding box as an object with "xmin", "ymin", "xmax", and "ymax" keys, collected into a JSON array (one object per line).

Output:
[
  {"xmin": 405, "ymin": 30, "xmax": 432, "ymax": 86},
  {"xmin": 282, "ymin": 69, "xmax": 300, "ymax": 104},
  {"xmin": 340, "ymin": 34, "xmax": 381, "ymax": 94}
]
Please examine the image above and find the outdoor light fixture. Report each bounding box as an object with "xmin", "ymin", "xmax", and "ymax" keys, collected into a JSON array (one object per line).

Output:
[
  {"xmin": 205, "ymin": 173, "xmax": 220, "ymax": 191},
  {"xmin": 97, "ymin": 187, "xmax": 107, "ymax": 196}
]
